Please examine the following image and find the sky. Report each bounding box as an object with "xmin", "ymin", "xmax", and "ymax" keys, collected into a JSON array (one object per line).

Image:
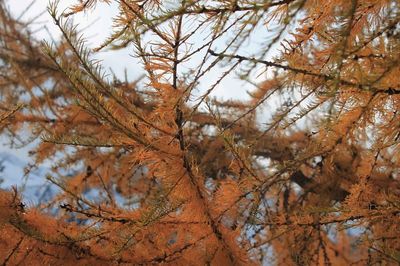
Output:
[
  {"xmin": 6, "ymin": 0, "xmax": 142, "ymax": 79},
  {"xmin": 5, "ymin": 0, "xmax": 258, "ymax": 99}
]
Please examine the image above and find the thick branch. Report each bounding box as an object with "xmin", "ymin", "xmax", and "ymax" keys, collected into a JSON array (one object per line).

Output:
[{"xmin": 209, "ymin": 50, "xmax": 400, "ymax": 95}]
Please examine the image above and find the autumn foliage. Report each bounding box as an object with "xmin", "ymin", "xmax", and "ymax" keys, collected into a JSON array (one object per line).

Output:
[{"xmin": 0, "ymin": 0, "xmax": 399, "ymax": 264}]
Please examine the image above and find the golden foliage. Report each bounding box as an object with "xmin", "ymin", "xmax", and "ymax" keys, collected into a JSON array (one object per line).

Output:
[{"xmin": 0, "ymin": 0, "xmax": 399, "ymax": 264}]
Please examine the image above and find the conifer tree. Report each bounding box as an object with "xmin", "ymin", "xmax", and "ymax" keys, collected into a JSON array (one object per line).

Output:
[{"xmin": 0, "ymin": 0, "xmax": 399, "ymax": 264}]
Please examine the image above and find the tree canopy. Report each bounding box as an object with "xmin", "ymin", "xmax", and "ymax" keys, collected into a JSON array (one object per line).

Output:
[{"xmin": 0, "ymin": 0, "xmax": 399, "ymax": 264}]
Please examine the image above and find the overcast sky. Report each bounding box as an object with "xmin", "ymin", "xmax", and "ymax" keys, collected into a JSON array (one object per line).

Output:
[{"xmin": 6, "ymin": 0, "xmax": 142, "ymax": 80}]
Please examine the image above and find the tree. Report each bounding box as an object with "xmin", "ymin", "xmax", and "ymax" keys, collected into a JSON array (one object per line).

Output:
[{"xmin": 0, "ymin": 0, "xmax": 399, "ymax": 264}]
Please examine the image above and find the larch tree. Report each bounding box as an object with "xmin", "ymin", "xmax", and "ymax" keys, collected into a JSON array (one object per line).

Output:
[{"xmin": 0, "ymin": 0, "xmax": 399, "ymax": 265}]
